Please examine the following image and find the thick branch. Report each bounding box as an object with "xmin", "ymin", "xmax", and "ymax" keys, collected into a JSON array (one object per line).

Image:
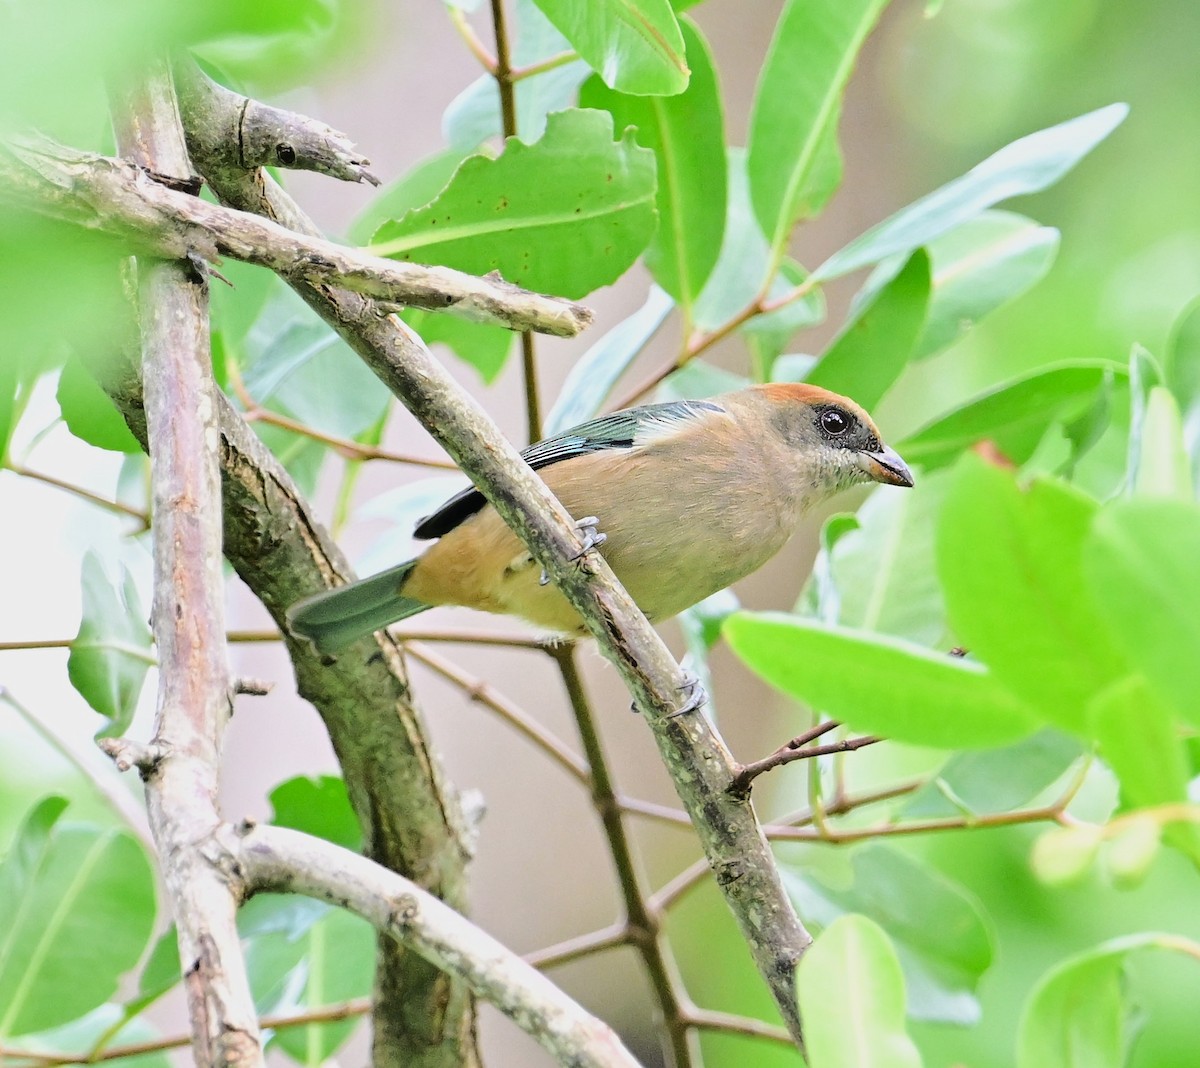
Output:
[
  {"xmin": 239, "ymin": 824, "xmax": 644, "ymax": 1068},
  {"xmin": 109, "ymin": 64, "xmax": 262, "ymax": 1067},
  {"xmin": 0, "ymin": 134, "xmax": 591, "ymax": 338},
  {"xmin": 179, "ymin": 83, "xmax": 811, "ymax": 1047}
]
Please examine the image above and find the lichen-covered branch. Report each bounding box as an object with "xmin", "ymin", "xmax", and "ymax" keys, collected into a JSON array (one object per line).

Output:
[
  {"xmin": 177, "ymin": 79, "xmax": 812, "ymax": 1047},
  {"xmin": 105, "ymin": 63, "xmax": 263, "ymax": 1068},
  {"xmin": 0, "ymin": 134, "xmax": 590, "ymax": 338},
  {"xmin": 239, "ymin": 824, "xmax": 644, "ymax": 1068}
]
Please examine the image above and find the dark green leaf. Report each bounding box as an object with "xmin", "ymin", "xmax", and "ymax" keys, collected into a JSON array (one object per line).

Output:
[
  {"xmin": 747, "ymin": 0, "xmax": 890, "ymax": 251},
  {"xmin": 56, "ymin": 356, "xmax": 140, "ymax": 454},
  {"xmin": 1084, "ymin": 500, "xmax": 1200, "ymax": 728},
  {"xmin": 529, "ymin": 0, "xmax": 687, "ymax": 96},
  {"xmin": 0, "ymin": 820, "xmax": 156, "ymax": 1037},
  {"xmin": 724, "ymin": 612, "xmax": 1035, "ymax": 748},
  {"xmin": 796, "ymin": 914, "xmax": 922, "ymax": 1068},
  {"xmin": 68, "ymin": 552, "xmax": 153, "ymax": 735},
  {"xmin": 898, "ymin": 362, "xmax": 1122, "ymax": 471},
  {"xmin": 545, "ymin": 286, "xmax": 673, "ymax": 435},
  {"xmin": 788, "ymin": 844, "xmax": 994, "ymax": 1024},
  {"xmin": 580, "ymin": 16, "xmax": 725, "ymax": 314},
  {"xmin": 813, "ymin": 104, "xmax": 1128, "ymax": 282},
  {"xmin": 269, "ymin": 775, "xmax": 361, "ymax": 852},
  {"xmin": 806, "ymin": 248, "xmax": 930, "ymax": 409},
  {"xmin": 937, "ymin": 457, "xmax": 1125, "ymax": 733},
  {"xmin": 912, "ymin": 210, "xmax": 1059, "ymax": 360},
  {"xmin": 368, "ymin": 109, "xmax": 657, "ymax": 299}
]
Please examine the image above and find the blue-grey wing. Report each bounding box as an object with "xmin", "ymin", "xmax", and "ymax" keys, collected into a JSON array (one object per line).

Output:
[{"xmin": 412, "ymin": 399, "xmax": 724, "ymax": 540}]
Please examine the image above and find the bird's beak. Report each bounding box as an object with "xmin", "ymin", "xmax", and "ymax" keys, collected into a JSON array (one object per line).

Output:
[{"xmin": 858, "ymin": 444, "xmax": 914, "ymax": 488}]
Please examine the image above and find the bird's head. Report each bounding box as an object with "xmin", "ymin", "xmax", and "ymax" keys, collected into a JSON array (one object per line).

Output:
[{"xmin": 744, "ymin": 383, "xmax": 914, "ymax": 497}]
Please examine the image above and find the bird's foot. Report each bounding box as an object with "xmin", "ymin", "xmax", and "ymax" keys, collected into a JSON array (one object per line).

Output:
[
  {"xmin": 540, "ymin": 515, "xmax": 608, "ymax": 586},
  {"xmin": 630, "ymin": 672, "xmax": 708, "ymax": 717}
]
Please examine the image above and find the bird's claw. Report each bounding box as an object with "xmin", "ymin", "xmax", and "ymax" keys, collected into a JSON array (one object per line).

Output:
[
  {"xmin": 540, "ymin": 516, "xmax": 608, "ymax": 586},
  {"xmin": 630, "ymin": 672, "xmax": 708, "ymax": 717}
]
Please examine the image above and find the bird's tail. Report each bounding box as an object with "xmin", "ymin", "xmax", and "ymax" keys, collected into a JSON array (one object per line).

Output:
[{"xmin": 286, "ymin": 559, "xmax": 429, "ymax": 653}]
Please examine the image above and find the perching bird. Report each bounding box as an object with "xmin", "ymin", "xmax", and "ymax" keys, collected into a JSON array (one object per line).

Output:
[{"xmin": 287, "ymin": 383, "xmax": 913, "ymax": 653}]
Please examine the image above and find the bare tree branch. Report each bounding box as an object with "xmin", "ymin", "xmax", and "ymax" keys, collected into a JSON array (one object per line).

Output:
[
  {"xmin": 239, "ymin": 823, "xmax": 645, "ymax": 1068},
  {"xmin": 0, "ymin": 135, "xmax": 591, "ymax": 338},
  {"xmin": 106, "ymin": 61, "xmax": 263, "ymax": 1068},
  {"xmin": 176, "ymin": 76, "xmax": 813, "ymax": 1048}
]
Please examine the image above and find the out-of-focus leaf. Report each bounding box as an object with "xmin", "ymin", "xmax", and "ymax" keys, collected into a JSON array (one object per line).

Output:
[
  {"xmin": 0, "ymin": 807, "xmax": 156, "ymax": 1038},
  {"xmin": 938, "ymin": 457, "xmax": 1125, "ymax": 733},
  {"xmin": 1017, "ymin": 934, "xmax": 1193, "ymax": 1068},
  {"xmin": 1084, "ymin": 500, "xmax": 1200, "ymax": 728},
  {"xmin": 1165, "ymin": 297, "xmax": 1200, "ymax": 490},
  {"xmin": 209, "ymin": 258, "xmax": 275, "ymax": 348},
  {"xmin": 796, "ymin": 512, "xmax": 860, "ymax": 624},
  {"xmin": 911, "ymin": 210, "xmax": 1060, "ymax": 360},
  {"xmin": 1031, "ymin": 825, "xmax": 1103, "ymax": 887},
  {"xmin": 545, "ymin": 286, "xmax": 673, "ymax": 436},
  {"xmin": 580, "ymin": 17, "xmax": 724, "ymax": 315},
  {"xmin": 355, "ymin": 477, "xmax": 470, "ymax": 576},
  {"xmin": 7, "ymin": 1005, "xmax": 171, "ymax": 1068},
  {"xmin": 724, "ymin": 612, "xmax": 1035, "ymax": 748},
  {"xmin": 269, "ymin": 776, "xmax": 361, "ymax": 852},
  {"xmin": 1130, "ymin": 386, "xmax": 1191, "ymax": 498},
  {"xmin": 899, "ymin": 362, "xmax": 1122, "ymax": 471},
  {"xmin": 904, "ymin": 730, "xmax": 1081, "ymax": 819},
  {"xmin": 788, "ymin": 845, "xmax": 993, "ymax": 1024},
  {"xmin": 693, "ymin": 149, "xmax": 771, "ymax": 332},
  {"xmin": 1105, "ymin": 816, "xmax": 1162, "ymax": 890},
  {"xmin": 529, "ymin": 0, "xmax": 687, "ymax": 96},
  {"xmin": 806, "ymin": 249, "xmax": 930, "ymax": 409},
  {"xmin": 55, "ymin": 356, "xmax": 140, "ymax": 454},
  {"xmin": 747, "ymin": 0, "xmax": 890, "ymax": 251},
  {"xmin": 657, "ymin": 360, "xmax": 748, "ymax": 401},
  {"xmin": 743, "ymin": 260, "xmax": 827, "ymax": 378},
  {"xmin": 68, "ymin": 552, "xmax": 153, "ymax": 735},
  {"xmin": 368, "ymin": 109, "xmax": 657, "ymax": 299},
  {"xmin": 796, "ymin": 914, "xmax": 922, "ymax": 1068},
  {"xmin": 813, "ymin": 104, "xmax": 1128, "ymax": 282},
  {"xmin": 798, "ymin": 469, "xmax": 949, "ymax": 646},
  {"xmin": 678, "ymin": 589, "xmax": 739, "ymax": 720},
  {"xmin": 408, "ymin": 312, "xmax": 513, "ymax": 385}
]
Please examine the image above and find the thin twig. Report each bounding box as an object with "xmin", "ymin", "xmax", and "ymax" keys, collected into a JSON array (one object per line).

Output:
[
  {"xmin": 683, "ymin": 1008, "xmax": 794, "ymax": 1046},
  {"xmin": 552, "ymin": 644, "xmax": 693, "ymax": 1067},
  {"xmin": 448, "ymin": 4, "xmax": 499, "ymax": 73},
  {"xmin": 5, "ymin": 462, "xmax": 149, "ymax": 525},
  {"xmin": 406, "ymin": 642, "xmax": 589, "ymax": 783},
  {"xmin": 525, "ymin": 923, "xmax": 633, "ymax": 971},
  {"xmin": 512, "ymin": 50, "xmax": 579, "ymax": 81},
  {"xmin": 729, "ymin": 722, "xmax": 882, "ymax": 799}
]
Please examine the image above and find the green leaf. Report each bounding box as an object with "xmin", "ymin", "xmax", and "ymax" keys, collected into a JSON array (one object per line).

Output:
[
  {"xmin": 911, "ymin": 210, "xmax": 1060, "ymax": 360},
  {"xmin": 898, "ymin": 362, "xmax": 1122, "ymax": 471},
  {"xmin": 806, "ymin": 248, "xmax": 930, "ymax": 409},
  {"xmin": 677, "ymin": 589, "xmax": 739, "ymax": 720},
  {"xmin": 347, "ymin": 147, "xmax": 472, "ymax": 246},
  {"xmin": 545, "ymin": 285, "xmax": 673, "ymax": 435},
  {"xmin": 747, "ymin": 0, "xmax": 890, "ymax": 252},
  {"xmin": 1084, "ymin": 500, "xmax": 1200, "ymax": 728},
  {"xmin": 788, "ymin": 845, "xmax": 993, "ymax": 1024},
  {"xmin": 9, "ymin": 1005, "xmax": 172, "ymax": 1068},
  {"xmin": 1165, "ymin": 296, "xmax": 1200, "ymax": 487},
  {"xmin": 1130, "ymin": 386, "xmax": 1192, "ymax": 498},
  {"xmin": 580, "ymin": 16, "xmax": 725, "ymax": 314},
  {"xmin": 56, "ymin": 356, "xmax": 140, "ymax": 453},
  {"xmin": 657, "ymin": 358, "xmax": 748, "ymax": 401},
  {"xmin": 1017, "ymin": 934, "xmax": 1193, "ymax": 1068},
  {"xmin": 796, "ymin": 914, "xmax": 922, "ymax": 1068},
  {"xmin": 724, "ymin": 612, "xmax": 1035, "ymax": 748},
  {"xmin": 0, "ymin": 815, "xmax": 156, "ymax": 1038},
  {"xmin": 745, "ymin": 260, "xmax": 827, "ymax": 377},
  {"xmin": 269, "ymin": 776, "xmax": 361, "ymax": 852},
  {"xmin": 1030, "ymin": 824, "xmax": 1102, "ymax": 887},
  {"xmin": 813, "ymin": 103, "xmax": 1128, "ymax": 282},
  {"xmin": 407, "ymin": 311, "xmax": 514, "ymax": 385},
  {"xmin": 903, "ymin": 730, "xmax": 1081, "ymax": 819},
  {"xmin": 798, "ymin": 468, "xmax": 950, "ymax": 646},
  {"xmin": 529, "ymin": 0, "xmax": 687, "ymax": 96},
  {"xmin": 269, "ymin": 909, "xmax": 374, "ymax": 1064},
  {"xmin": 937, "ymin": 458, "xmax": 1125, "ymax": 733},
  {"xmin": 68, "ymin": 552, "xmax": 153, "ymax": 735},
  {"xmin": 368, "ymin": 109, "xmax": 657, "ymax": 299},
  {"xmin": 693, "ymin": 148, "xmax": 771, "ymax": 331}
]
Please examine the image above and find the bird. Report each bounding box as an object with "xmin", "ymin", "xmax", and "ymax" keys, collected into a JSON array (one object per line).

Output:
[{"xmin": 287, "ymin": 383, "xmax": 913, "ymax": 653}]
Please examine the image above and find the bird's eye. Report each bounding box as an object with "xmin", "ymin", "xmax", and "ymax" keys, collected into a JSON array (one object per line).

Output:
[{"xmin": 819, "ymin": 408, "xmax": 851, "ymax": 436}]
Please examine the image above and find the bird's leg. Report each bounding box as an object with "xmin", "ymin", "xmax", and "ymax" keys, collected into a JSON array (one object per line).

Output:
[
  {"xmin": 539, "ymin": 515, "xmax": 608, "ymax": 586},
  {"xmin": 631, "ymin": 670, "xmax": 708, "ymax": 717}
]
